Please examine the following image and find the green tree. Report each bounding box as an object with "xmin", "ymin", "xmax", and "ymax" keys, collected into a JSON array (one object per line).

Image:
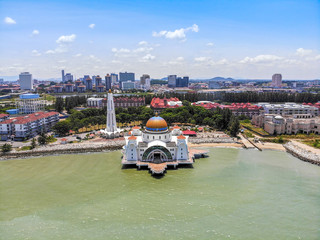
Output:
[
  {"xmin": 2, "ymin": 143, "xmax": 12, "ymax": 153},
  {"xmin": 30, "ymin": 138, "xmax": 37, "ymax": 149},
  {"xmin": 53, "ymin": 121, "xmax": 71, "ymax": 136},
  {"xmin": 38, "ymin": 133, "xmax": 48, "ymax": 145},
  {"xmin": 229, "ymin": 117, "xmax": 240, "ymax": 137},
  {"xmin": 55, "ymin": 97, "xmax": 64, "ymax": 113}
]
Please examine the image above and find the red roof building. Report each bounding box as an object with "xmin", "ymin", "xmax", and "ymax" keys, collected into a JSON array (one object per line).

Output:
[
  {"xmin": 0, "ymin": 111, "xmax": 59, "ymax": 141},
  {"xmin": 192, "ymin": 101, "xmax": 262, "ymax": 118},
  {"xmin": 182, "ymin": 130, "xmax": 197, "ymax": 136},
  {"xmin": 150, "ymin": 97, "xmax": 182, "ymax": 112}
]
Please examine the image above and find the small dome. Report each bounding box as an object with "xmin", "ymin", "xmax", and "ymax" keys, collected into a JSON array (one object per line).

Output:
[{"xmin": 146, "ymin": 116, "xmax": 168, "ymax": 132}]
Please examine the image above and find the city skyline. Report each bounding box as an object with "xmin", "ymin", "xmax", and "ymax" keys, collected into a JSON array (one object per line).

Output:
[{"xmin": 0, "ymin": 0, "xmax": 319, "ymax": 80}]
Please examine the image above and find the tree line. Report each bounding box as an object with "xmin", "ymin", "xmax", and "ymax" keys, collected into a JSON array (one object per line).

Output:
[
  {"xmin": 145, "ymin": 91, "xmax": 320, "ymax": 104},
  {"xmin": 55, "ymin": 96, "xmax": 87, "ymax": 113},
  {"xmin": 53, "ymin": 104, "xmax": 240, "ymax": 137}
]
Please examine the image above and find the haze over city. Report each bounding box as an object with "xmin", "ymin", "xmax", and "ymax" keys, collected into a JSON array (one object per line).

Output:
[{"xmin": 0, "ymin": 0, "xmax": 319, "ymax": 80}]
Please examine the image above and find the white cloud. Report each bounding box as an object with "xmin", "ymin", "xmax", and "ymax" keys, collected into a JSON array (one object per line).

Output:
[
  {"xmin": 141, "ymin": 54, "xmax": 155, "ymax": 62},
  {"xmin": 56, "ymin": 34, "xmax": 76, "ymax": 44},
  {"xmin": 74, "ymin": 53, "xmax": 82, "ymax": 57},
  {"xmin": 295, "ymin": 48, "xmax": 313, "ymax": 57},
  {"xmin": 207, "ymin": 42, "xmax": 214, "ymax": 47},
  {"xmin": 89, "ymin": 55, "xmax": 101, "ymax": 62},
  {"xmin": 32, "ymin": 30, "xmax": 39, "ymax": 36},
  {"xmin": 133, "ymin": 47, "xmax": 153, "ymax": 53},
  {"xmin": 112, "ymin": 48, "xmax": 130, "ymax": 53},
  {"xmin": 139, "ymin": 41, "xmax": 148, "ymax": 45},
  {"xmin": 166, "ymin": 57, "xmax": 185, "ymax": 66},
  {"xmin": 4, "ymin": 17, "xmax": 16, "ymax": 24},
  {"xmin": 239, "ymin": 55, "xmax": 283, "ymax": 64},
  {"xmin": 45, "ymin": 50, "xmax": 55, "ymax": 54},
  {"xmin": 152, "ymin": 24, "xmax": 199, "ymax": 40},
  {"xmin": 89, "ymin": 23, "xmax": 95, "ymax": 29},
  {"xmin": 194, "ymin": 56, "xmax": 211, "ymax": 62},
  {"xmin": 31, "ymin": 50, "xmax": 41, "ymax": 56}
]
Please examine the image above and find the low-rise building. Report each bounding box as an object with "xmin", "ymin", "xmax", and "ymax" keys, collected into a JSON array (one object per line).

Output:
[
  {"xmin": 221, "ymin": 103, "xmax": 262, "ymax": 118},
  {"xmin": 102, "ymin": 96, "xmax": 145, "ymax": 108},
  {"xmin": 53, "ymin": 85, "xmax": 63, "ymax": 93},
  {"xmin": 16, "ymin": 93, "xmax": 45, "ymax": 114},
  {"xmin": 151, "ymin": 97, "xmax": 182, "ymax": 113},
  {"xmin": 0, "ymin": 111, "xmax": 59, "ymax": 141},
  {"xmin": 96, "ymin": 85, "xmax": 105, "ymax": 93},
  {"xmin": 252, "ymin": 114, "xmax": 320, "ymax": 135},
  {"xmin": 257, "ymin": 102, "xmax": 319, "ymax": 117},
  {"xmin": 192, "ymin": 101, "xmax": 261, "ymax": 118},
  {"xmin": 0, "ymin": 114, "xmax": 9, "ymax": 122},
  {"xmin": 87, "ymin": 98, "xmax": 104, "ymax": 108},
  {"xmin": 65, "ymin": 83, "xmax": 74, "ymax": 93}
]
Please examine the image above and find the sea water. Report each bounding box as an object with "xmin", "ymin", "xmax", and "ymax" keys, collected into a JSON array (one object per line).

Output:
[{"xmin": 1, "ymin": 148, "xmax": 319, "ymax": 239}]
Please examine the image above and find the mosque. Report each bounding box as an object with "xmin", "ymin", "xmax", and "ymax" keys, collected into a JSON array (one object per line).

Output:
[{"xmin": 122, "ymin": 114, "xmax": 194, "ymax": 174}]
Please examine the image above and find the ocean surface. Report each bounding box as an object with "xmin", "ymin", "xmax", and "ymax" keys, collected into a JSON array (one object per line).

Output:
[{"xmin": 1, "ymin": 148, "xmax": 320, "ymax": 239}]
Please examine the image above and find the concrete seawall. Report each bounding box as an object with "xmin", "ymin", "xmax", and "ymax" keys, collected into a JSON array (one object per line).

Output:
[
  {"xmin": 0, "ymin": 141, "xmax": 125, "ymax": 161},
  {"xmin": 284, "ymin": 141, "xmax": 320, "ymax": 166}
]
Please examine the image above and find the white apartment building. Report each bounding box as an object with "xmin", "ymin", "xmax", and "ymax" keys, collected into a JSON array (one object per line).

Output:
[
  {"xmin": 257, "ymin": 103, "xmax": 319, "ymax": 117},
  {"xmin": 87, "ymin": 98, "xmax": 104, "ymax": 108},
  {"xmin": 0, "ymin": 112, "xmax": 59, "ymax": 141},
  {"xmin": 19, "ymin": 72, "xmax": 33, "ymax": 90},
  {"xmin": 252, "ymin": 114, "xmax": 320, "ymax": 135},
  {"xmin": 271, "ymin": 74, "xmax": 282, "ymax": 88}
]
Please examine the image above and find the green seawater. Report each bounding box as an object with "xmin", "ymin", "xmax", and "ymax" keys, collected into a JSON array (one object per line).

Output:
[{"xmin": 0, "ymin": 148, "xmax": 320, "ymax": 240}]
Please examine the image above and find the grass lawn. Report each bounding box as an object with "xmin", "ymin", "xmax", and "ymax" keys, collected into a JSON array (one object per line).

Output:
[{"xmin": 240, "ymin": 122, "xmax": 270, "ymax": 136}]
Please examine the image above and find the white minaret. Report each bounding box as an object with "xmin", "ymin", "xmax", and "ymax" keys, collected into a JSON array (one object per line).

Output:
[
  {"xmin": 106, "ymin": 89, "xmax": 117, "ymax": 132},
  {"xmin": 100, "ymin": 89, "xmax": 122, "ymax": 138}
]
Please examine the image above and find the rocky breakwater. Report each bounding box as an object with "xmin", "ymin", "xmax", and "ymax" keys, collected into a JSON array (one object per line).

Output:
[
  {"xmin": 189, "ymin": 132, "xmax": 235, "ymax": 144},
  {"xmin": 0, "ymin": 140, "xmax": 126, "ymax": 160},
  {"xmin": 284, "ymin": 141, "xmax": 320, "ymax": 166}
]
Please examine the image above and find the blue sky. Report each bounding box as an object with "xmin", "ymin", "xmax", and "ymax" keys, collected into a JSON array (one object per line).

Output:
[{"xmin": 0, "ymin": 0, "xmax": 319, "ymax": 80}]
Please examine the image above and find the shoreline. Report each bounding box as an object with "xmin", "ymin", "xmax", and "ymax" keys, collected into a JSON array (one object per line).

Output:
[
  {"xmin": 1, "ymin": 140, "xmax": 288, "ymax": 161},
  {"xmin": 1, "ymin": 138, "xmax": 318, "ymax": 166}
]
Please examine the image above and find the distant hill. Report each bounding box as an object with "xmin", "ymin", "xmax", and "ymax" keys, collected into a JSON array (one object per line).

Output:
[{"xmin": 209, "ymin": 77, "xmax": 234, "ymax": 81}]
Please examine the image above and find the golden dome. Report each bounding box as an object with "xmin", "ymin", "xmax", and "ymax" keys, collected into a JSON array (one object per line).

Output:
[{"xmin": 146, "ymin": 116, "xmax": 168, "ymax": 132}]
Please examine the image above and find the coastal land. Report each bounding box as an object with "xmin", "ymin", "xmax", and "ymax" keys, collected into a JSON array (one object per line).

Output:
[{"xmin": 2, "ymin": 135, "xmax": 319, "ymax": 167}]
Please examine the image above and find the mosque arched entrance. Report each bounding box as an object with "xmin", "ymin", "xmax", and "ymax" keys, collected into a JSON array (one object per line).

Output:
[{"xmin": 142, "ymin": 146, "xmax": 173, "ymax": 163}]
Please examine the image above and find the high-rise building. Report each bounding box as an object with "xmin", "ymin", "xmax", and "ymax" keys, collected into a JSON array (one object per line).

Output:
[
  {"xmin": 105, "ymin": 74, "xmax": 112, "ymax": 91},
  {"xmin": 176, "ymin": 76, "xmax": 189, "ymax": 87},
  {"xmin": 119, "ymin": 72, "xmax": 135, "ymax": 88},
  {"xmin": 61, "ymin": 70, "xmax": 65, "ymax": 82},
  {"xmin": 83, "ymin": 75, "xmax": 90, "ymax": 83},
  {"xmin": 65, "ymin": 73, "xmax": 73, "ymax": 82},
  {"xmin": 111, "ymin": 73, "xmax": 118, "ymax": 83},
  {"xmin": 92, "ymin": 75, "xmax": 96, "ymax": 85},
  {"xmin": 85, "ymin": 77, "xmax": 93, "ymax": 90},
  {"xmin": 168, "ymin": 75, "xmax": 177, "ymax": 88},
  {"xmin": 19, "ymin": 72, "xmax": 33, "ymax": 90},
  {"xmin": 122, "ymin": 81, "xmax": 135, "ymax": 90},
  {"xmin": 95, "ymin": 75, "xmax": 102, "ymax": 86},
  {"xmin": 140, "ymin": 74, "xmax": 150, "ymax": 85},
  {"xmin": 272, "ymin": 74, "xmax": 282, "ymax": 88}
]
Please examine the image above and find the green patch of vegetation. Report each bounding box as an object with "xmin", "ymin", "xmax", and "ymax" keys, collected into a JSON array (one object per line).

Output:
[
  {"xmin": 260, "ymin": 136, "xmax": 288, "ymax": 144},
  {"xmin": 240, "ymin": 122, "xmax": 269, "ymax": 136},
  {"xmin": 243, "ymin": 130, "xmax": 254, "ymax": 138},
  {"xmin": 1, "ymin": 143, "xmax": 12, "ymax": 153},
  {"xmin": 303, "ymin": 139, "xmax": 320, "ymax": 149},
  {"xmin": 19, "ymin": 146, "xmax": 32, "ymax": 151}
]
